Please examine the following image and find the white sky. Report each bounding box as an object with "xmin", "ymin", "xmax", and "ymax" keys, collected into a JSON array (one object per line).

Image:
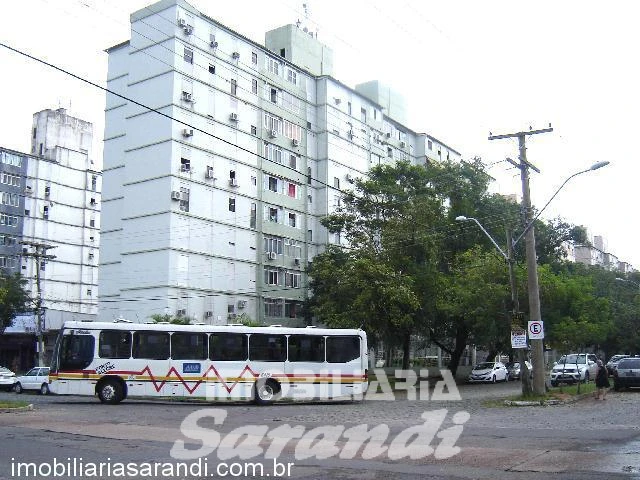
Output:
[{"xmin": 1, "ymin": 0, "xmax": 637, "ymax": 266}]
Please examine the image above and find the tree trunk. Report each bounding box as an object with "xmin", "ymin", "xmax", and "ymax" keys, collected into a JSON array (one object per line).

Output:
[
  {"xmin": 402, "ymin": 331, "xmax": 411, "ymax": 370},
  {"xmin": 447, "ymin": 324, "xmax": 469, "ymax": 376},
  {"xmin": 485, "ymin": 349, "xmax": 497, "ymax": 363}
]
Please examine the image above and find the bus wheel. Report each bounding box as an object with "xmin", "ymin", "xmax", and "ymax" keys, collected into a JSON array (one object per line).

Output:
[
  {"xmin": 254, "ymin": 379, "xmax": 280, "ymax": 406},
  {"xmin": 97, "ymin": 379, "xmax": 123, "ymax": 404}
]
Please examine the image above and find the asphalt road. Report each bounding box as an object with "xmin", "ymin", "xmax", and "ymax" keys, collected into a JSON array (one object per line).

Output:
[{"xmin": 1, "ymin": 382, "xmax": 639, "ymax": 479}]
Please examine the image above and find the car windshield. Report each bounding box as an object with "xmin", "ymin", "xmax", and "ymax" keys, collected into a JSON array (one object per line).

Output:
[
  {"xmin": 609, "ymin": 355, "xmax": 627, "ymax": 362},
  {"xmin": 618, "ymin": 359, "xmax": 640, "ymax": 369},
  {"xmin": 558, "ymin": 354, "xmax": 586, "ymax": 364},
  {"xmin": 475, "ymin": 362, "xmax": 494, "ymax": 370}
]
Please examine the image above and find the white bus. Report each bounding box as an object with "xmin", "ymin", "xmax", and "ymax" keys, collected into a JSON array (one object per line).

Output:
[{"xmin": 49, "ymin": 321, "xmax": 368, "ymax": 405}]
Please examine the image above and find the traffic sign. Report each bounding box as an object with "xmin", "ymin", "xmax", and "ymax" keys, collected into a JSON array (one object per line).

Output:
[
  {"xmin": 511, "ymin": 331, "xmax": 527, "ymax": 349},
  {"xmin": 528, "ymin": 320, "xmax": 544, "ymax": 339}
]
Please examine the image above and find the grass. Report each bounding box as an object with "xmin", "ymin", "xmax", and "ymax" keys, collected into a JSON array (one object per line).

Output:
[
  {"xmin": 0, "ymin": 400, "xmax": 30, "ymax": 409},
  {"xmin": 483, "ymin": 381, "xmax": 598, "ymax": 407},
  {"xmin": 549, "ymin": 382, "xmax": 597, "ymax": 396}
]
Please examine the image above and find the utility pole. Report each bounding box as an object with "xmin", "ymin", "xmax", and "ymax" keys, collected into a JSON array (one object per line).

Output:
[
  {"xmin": 20, "ymin": 241, "xmax": 56, "ymax": 367},
  {"xmin": 489, "ymin": 126, "xmax": 553, "ymax": 396}
]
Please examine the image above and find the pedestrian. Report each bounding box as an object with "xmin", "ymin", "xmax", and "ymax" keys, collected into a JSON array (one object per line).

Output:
[{"xmin": 595, "ymin": 359, "xmax": 610, "ymax": 400}]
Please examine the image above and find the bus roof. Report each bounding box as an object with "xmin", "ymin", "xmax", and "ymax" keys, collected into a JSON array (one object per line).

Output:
[{"xmin": 61, "ymin": 321, "xmax": 365, "ymax": 337}]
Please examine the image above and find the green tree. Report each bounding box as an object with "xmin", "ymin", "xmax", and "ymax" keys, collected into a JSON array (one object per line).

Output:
[
  {"xmin": 150, "ymin": 313, "xmax": 193, "ymax": 325},
  {"xmin": 0, "ymin": 271, "xmax": 31, "ymax": 334}
]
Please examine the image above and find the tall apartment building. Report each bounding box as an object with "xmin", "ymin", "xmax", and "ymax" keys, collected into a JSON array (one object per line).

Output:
[
  {"xmin": 0, "ymin": 108, "xmax": 101, "ymax": 367},
  {"xmin": 100, "ymin": 0, "xmax": 461, "ymax": 325}
]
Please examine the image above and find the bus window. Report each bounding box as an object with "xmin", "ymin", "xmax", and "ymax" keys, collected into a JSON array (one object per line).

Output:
[
  {"xmin": 288, "ymin": 335, "xmax": 325, "ymax": 362},
  {"xmin": 99, "ymin": 330, "xmax": 131, "ymax": 359},
  {"xmin": 60, "ymin": 335, "xmax": 95, "ymax": 370},
  {"xmin": 172, "ymin": 332, "xmax": 207, "ymax": 360},
  {"xmin": 249, "ymin": 334, "xmax": 286, "ymax": 362},
  {"xmin": 210, "ymin": 333, "xmax": 248, "ymax": 361},
  {"xmin": 326, "ymin": 336, "xmax": 360, "ymax": 363},
  {"xmin": 132, "ymin": 332, "xmax": 170, "ymax": 360}
]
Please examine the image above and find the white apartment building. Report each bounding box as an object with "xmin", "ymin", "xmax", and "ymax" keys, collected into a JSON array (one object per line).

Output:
[
  {"xmin": 0, "ymin": 108, "xmax": 100, "ymax": 368},
  {"xmin": 99, "ymin": 0, "xmax": 461, "ymax": 325}
]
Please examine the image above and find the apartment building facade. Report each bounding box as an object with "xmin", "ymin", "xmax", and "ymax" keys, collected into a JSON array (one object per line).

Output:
[
  {"xmin": 99, "ymin": 0, "xmax": 461, "ymax": 325},
  {"xmin": 0, "ymin": 108, "xmax": 101, "ymax": 368}
]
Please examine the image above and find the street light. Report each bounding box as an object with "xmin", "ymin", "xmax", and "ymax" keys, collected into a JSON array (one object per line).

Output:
[{"xmin": 455, "ymin": 216, "xmax": 508, "ymax": 260}]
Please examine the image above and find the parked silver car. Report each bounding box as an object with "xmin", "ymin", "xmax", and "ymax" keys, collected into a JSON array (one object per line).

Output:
[
  {"xmin": 606, "ymin": 354, "xmax": 630, "ymax": 375},
  {"xmin": 14, "ymin": 367, "xmax": 50, "ymax": 395},
  {"xmin": 468, "ymin": 361, "xmax": 509, "ymax": 383},
  {"xmin": 550, "ymin": 354, "xmax": 598, "ymax": 386},
  {"xmin": 507, "ymin": 361, "xmax": 532, "ymax": 380},
  {"xmin": 613, "ymin": 357, "xmax": 640, "ymax": 391}
]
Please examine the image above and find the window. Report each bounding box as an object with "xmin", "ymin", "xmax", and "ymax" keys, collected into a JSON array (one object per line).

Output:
[
  {"xmin": 91, "ymin": 175, "xmax": 97, "ymax": 191},
  {"xmin": 43, "ymin": 206, "xmax": 49, "ymax": 219},
  {"xmin": 184, "ymin": 47, "xmax": 193, "ymax": 64},
  {"xmin": 133, "ymin": 331, "xmax": 170, "ymax": 360},
  {"xmin": 307, "ymin": 229, "xmax": 313, "ymax": 242},
  {"xmin": 326, "ymin": 336, "xmax": 360, "ymax": 363},
  {"xmin": 172, "ymin": 333, "xmax": 207, "ymax": 360},
  {"xmin": 267, "ymin": 58, "xmax": 280, "ymax": 76},
  {"xmin": 280, "ymin": 48, "xmax": 286, "ymax": 57},
  {"xmin": 251, "ymin": 125, "xmax": 257, "ymax": 135},
  {"xmin": 0, "ymin": 214, "xmax": 18, "ymax": 227},
  {"xmin": 99, "ymin": 330, "xmax": 132, "ymax": 359},
  {"xmin": 251, "ymin": 78, "xmax": 258, "ymax": 94},
  {"xmin": 288, "ymin": 335, "xmax": 324, "ymax": 362},
  {"xmin": 209, "ymin": 64, "xmax": 215, "ymax": 74},
  {"xmin": 264, "ymin": 298, "xmax": 283, "ymax": 317},
  {"xmin": 288, "ymin": 212, "xmax": 296, "ymax": 228},
  {"xmin": 228, "ymin": 198, "xmax": 236, "ymax": 212},
  {"xmin": 268, "ymin": 176, "xmax": 279, "ymax": 192},
  {"xmin": 0, "ymin": 192, "xmax": 18, "ymax": 206},
  {"xmin": 361, "ymin": 107, "xmax": 367, "ymax": 123},
  {"xmin": 210, "ymin": 333, "xmax": 247, "ymax": 361},
  {"xmin": 287, "ymin": 182, "xmax": 297, "ymax": 198},
  {"xmin": 0, "ymin": 256, "xmax": 18, "ymax": 268},
  {"xmin": 230, "ymin": 79, "xmax": 237, "ymax": 96},
  {"xmin": 307, "ymin": 167, "xmax": 312, "ymax": 185},
  {"xmin": 264, "ymin": 113, "xmax": 282, "ymax": 134},
  {"xmin": 1, "ymin": 173, "xmax": 20, "ymax": 186},
  {"xmin": 179, "ymin": 157, "xmax": 189, "ymax": 171},
  {"xmin": 268, "ymin": 207, "xmax": 279, "ymax": 223},
  {"xmin": 333, "ymin": 177, "xmax": 340, "ymax": 189},
  {"xmin": 39, "ymin": 144, "xmax": 43, "ymax": 156},
  {"xmin": 264, "ymin": 267, "xmax": 279, "ymax": 285},
  {"xmin": 286, "ymin": 68, "xmax": 297, "ymax": 85},
  {"xmin": 250, "ymin": 203, "xmax": 256, "ymax": 229},
  {"xmin": 44, "ymin": 186, "xmax": 50, "ymax": 197},
  {"xmin": 264, "ymin": 235, "xmax": 283, "ymax": 254},
  {"xmin": 264, "ymin": 143, "xmax": 283, "ymax": 164},
  {"xmin": 0, "ymin": 152, "xmax": 22, "ymax": 167},
  {"xmin": 281, "ymin": 91, "xmax": 301, "ymax": 114},
  {"xmin": 289, "ymin": 154, "xmax": 297, "ymax": 170},
  {"xmin": 347, "ymin": 102, "xmax": 352, "ymax": 115},
  {"xmin": 269, "ymin": 87, "xmax": 277, "ymax": 103},
  {"xmin": 230, "ymin": 170, "xmax": 236, "ymax": 180},
  {"xmin": 428, "ymin": 140, "xmax": 433, "ymax": 150},
  {"xmin": 283, "ymin": 120, "xmax": 301, "ymax": 141},
  {"xmin": 179, "ymin": 187, "xmax": 190, "ymax": 212},
  {"xmin": 87, "ymin": 289, "xmax": 92, "ymax": 296},
  {"xmin": 249, "ymin": 334, "xmax": 286, "ymax": 361},
  {"xmin": 60, "ymin": 335, "xmax": 95, "ymax": 370},
  {"xmin": 251, "ymin": 51, "xmax": 258, "ymax": 65},
  {"xmin": 89, "ymin": 219, "xmax": 95, "ymax": 228},
  {"xmin": 32, "ymin": 128, "xmax": 37, "ymax": 139},
  {"xmin": 284, "ymin": 271, "xmax": 301, "ymax": 288}
]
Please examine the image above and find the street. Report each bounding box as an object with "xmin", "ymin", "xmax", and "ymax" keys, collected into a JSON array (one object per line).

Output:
[{"xmin": 1, "ymin": 382, "xmax": 639, "ymax": 479}]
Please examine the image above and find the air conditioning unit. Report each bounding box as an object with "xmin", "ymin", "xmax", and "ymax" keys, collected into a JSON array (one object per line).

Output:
[
  {"xmin": 183, "ymin": 25, "xmax": 193, "ymax": 35},
  {"xmin": 88, "ymin": 252, "xmax": 94, "ymax": 259},
  {"xmin": 229, "ymin": 178, "xmax": 238, "ymax": 187},
  {"xmin": 237, "ymin": 300, "xmax": 247, "ymax": 309},
  {"xmin": 334, "ymin": 98, "xmax": 341, "ymax": 105},
  {"xmin": 182, "ymin": 128, "xmax": 193, "ymax": 137},
  {"xmin": 229, "ymin": 112, "xmax": 238, "ymax": 121},
  {"xmin": 269, "ymin": 129, "xmax": 277, "ymax": 138},
  {"xmin": 232, "ymin": 51, "xmax": 240, "ymax": 59},
  {"xmin": 385, "ymin": 132, "xmax": 391, "ymax": 138},
  {"xmin": 90, "ymin": 198, "xmax": 97, "ymax": 205},
  {"xmin": 268, "ymin": 252, "xmax": 277, "ymax": 260},
  {"xmin": 227, "ymin": 313, "xmax": 237, "ymax": 320},
  {"xmin": 180, "ymin": 164, "xmax": 190, "ymax": 172},
  {"xmin": 177, "ymin": 18, "xmax": 186, "ymax": 27},
  {"xmin": 210, "ymin": 40, "xmax": 218, "ymax": 48},
  {"xmin": 171, "ymin": 191, "xmax": 181, "ymax": 200},
  {"xmin": 400, "ymin": 141, "xmax": 406, "ymax": 148},
  {"xmin": 176, "ymin": 309, "xmax": 186, "ymax": 316},
  {"xmin": 204, "ymin": 311, "xmax": 213, "ymax": 318},
  {"xmin": 292, "ymin": 139, "xmax": 299, "ymax": 147},
  {"xmin": 205, "ymin": 166, "xmax": 215, "ymax": 179},
  {"xmin": 294, "ymin": 258, "xmax": 301, "ymax": 266},
  {"xmin": 182, "ymin": 91, "xmax": 193, "ymax": 102}
]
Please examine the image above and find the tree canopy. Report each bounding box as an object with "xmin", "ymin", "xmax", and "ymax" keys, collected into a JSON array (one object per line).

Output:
[{"xmin": 0, "ymin": 271, "xmax": 31, "ymax": 334}]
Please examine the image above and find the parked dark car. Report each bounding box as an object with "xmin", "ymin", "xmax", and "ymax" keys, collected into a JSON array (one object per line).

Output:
[
  {"xmin": 606, "ymin": 354, "xmax": 630, "ymax": 375},
  {"xmin": 506, "ymin": 361, "xmax": 532, "ymax": 380},
  {"xmin": 613, "ymin": 357, "xmax": 640, "ymax": 391}
]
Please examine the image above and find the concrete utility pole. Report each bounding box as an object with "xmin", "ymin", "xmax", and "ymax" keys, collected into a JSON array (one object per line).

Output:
[
  {"xmin": 20, "ymin": 241, "xmax": 57, "ymax": 367},
  {"xmin": 489, "ymin": 126, "xmax": 553, "ymax": 396}
]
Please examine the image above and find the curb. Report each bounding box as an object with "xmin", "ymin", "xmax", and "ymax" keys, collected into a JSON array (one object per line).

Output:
[
  {"xmin": 0, "ymin": 403, "xmax": 33, "ymax": 413},
  {"xmin": 504, "ymin": 392, "xmax": 592, "ymax": 407}
]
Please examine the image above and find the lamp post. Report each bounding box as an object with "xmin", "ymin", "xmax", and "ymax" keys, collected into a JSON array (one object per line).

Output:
[{"xmin": 458, "ymin": 160, "xmax": 611, "ymax": 395}]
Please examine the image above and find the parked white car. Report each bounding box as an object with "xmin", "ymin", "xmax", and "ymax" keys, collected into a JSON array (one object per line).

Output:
[
  {"xmin": 549, "ymin": 354, "xmax": 598, "ymax": 386},
  {"xmin": 0, "ymin": 366, "xmax": 17, "ymax": 391},
  {"xmin": 468, "ymin": 361, "xmax": 509, "ymax": 383},
  {"xmin": 14, "ymin": 367, "xmax": 50, "ymax": 395}
]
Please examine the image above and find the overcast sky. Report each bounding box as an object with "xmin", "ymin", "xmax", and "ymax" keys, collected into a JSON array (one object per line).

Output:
[{"xmin": 1, "ymin": 0, "xmax": 637, "ymax": 267}]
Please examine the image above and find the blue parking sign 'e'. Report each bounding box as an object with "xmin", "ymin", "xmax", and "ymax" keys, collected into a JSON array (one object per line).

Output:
[{"xmin": 183, "ymin": 363, "xmax": 201, "ymax": 374}]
